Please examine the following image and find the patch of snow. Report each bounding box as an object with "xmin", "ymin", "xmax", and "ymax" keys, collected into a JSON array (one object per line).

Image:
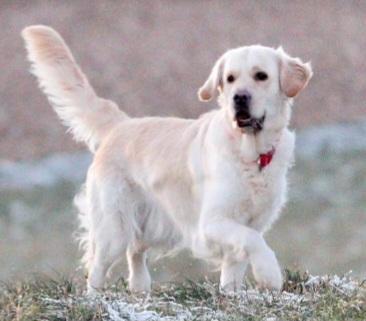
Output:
[
  {"xmin": 305, "ymin": 272, "xmax": 357, "ymax": 294},
  {"xmin": 103, "ymin": 299, "xmax": 161, "ymax": 321}
]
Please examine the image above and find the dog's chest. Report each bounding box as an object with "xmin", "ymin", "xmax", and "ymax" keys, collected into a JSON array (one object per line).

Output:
[
  {"xmin": 223, "ymin": 129, "xmax": 294, "ymax": 230},
  {"xmin": 230, "ymin": 161, "xmax": 284, "ymax": 231}
]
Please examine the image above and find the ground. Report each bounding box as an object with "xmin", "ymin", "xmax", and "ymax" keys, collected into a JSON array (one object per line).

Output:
[{"xmin": 1, "ymin": 271, "xmax": 365, "ymax": 321}]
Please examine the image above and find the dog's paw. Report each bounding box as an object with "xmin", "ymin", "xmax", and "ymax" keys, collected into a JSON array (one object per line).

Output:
[
  {"xmin": 129, "ymin": 275, "xmax": 152, "ymax": 293},
  {"xmin": 220, "ymin": 280, "xmax": 243, "ymax": 294},
  {"xmin": 250, "ymin": 248, "xmax": 283, "ymax": 291},
  {"xmin": 220, "ymin": 285, "xmax": 238, "ymax": 296}
]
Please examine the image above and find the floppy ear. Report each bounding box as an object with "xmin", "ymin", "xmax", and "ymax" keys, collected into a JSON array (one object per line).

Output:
[
  {"xmin": 198, "ymin": 54, "xmax": 225, "ymax": 102},
  {"xmin": 277, "ymin": 47, "xmax": 313, "ymax": 98}
]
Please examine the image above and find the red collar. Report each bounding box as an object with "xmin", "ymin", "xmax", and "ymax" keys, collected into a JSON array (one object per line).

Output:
[{"xmin": 258, "ymin": 147, "xmax": 275, "ymax": 171}]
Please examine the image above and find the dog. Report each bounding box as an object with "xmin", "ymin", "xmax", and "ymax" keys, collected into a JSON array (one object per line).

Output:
[{"xmin": 22, "ymin": 25, "xmax": 312, "ymax": 293}]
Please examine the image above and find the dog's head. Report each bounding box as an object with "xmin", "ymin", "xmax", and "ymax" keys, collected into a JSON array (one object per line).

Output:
[{"xmin": 198, "ymin": 45, "xmax": 312, "ymax": 133}]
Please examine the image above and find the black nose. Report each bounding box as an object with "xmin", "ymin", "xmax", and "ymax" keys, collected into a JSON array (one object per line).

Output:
[
  {"xmin": 233, "ymin": 91, "xmax": 252, "ymax": 117},
  {"xmin": 234, "ymin": 92, "xmax": 251, "ymax": 108}
]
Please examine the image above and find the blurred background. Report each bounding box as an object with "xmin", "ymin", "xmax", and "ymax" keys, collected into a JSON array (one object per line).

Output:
[{"xmin": 0, "ymin": 1, "xmax": 365, "ymax": 283}]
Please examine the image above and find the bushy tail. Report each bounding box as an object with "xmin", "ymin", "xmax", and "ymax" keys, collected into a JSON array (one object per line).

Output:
[{"xmin": 22, "ymin": 25, "xmax": 127, "ymax": 152}]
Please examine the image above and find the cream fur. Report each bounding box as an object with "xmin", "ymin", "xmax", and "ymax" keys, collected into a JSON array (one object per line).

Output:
[{"xmin": 22, "ymin": 25, "xmax": 312, "ymax": 293}]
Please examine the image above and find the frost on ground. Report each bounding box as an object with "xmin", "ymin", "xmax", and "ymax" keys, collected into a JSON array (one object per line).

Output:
[{"xmin": 1, "ymin": 271, "xmax": 365, "ymax": 321}]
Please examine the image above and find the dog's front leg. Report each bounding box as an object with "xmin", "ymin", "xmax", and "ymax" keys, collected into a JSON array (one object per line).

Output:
[
  {"xmin": 202, "ymin": 218, "xmax": 282, "ymax": 290},
  {"xmin": 220, "ymin": 258, "xmax": 248, "ymax": 292},
  {"xmin": 199, "ymin": 195, "xmax": 282, "ymax": 291}
]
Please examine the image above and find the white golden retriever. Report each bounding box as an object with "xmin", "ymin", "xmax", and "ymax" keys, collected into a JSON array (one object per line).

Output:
[{"xmin": 22, "ymin": 25, "xmax": 312, "ymax": 293}]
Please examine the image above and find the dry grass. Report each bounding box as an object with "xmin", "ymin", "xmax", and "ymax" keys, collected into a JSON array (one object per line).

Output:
[{"xmin": 0, "ymin": 270, "xmax": 365, "ymax": 321}]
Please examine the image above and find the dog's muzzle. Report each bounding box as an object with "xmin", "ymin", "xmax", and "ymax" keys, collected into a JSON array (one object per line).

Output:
[{"xmin": 233, "ymin": 91, "xmax": 265, "ymax": 134}]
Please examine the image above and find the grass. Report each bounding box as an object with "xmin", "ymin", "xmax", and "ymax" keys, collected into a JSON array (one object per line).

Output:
[{"xmin": 0, "ymin": 270, "xmax": 365, "ymax": 321}]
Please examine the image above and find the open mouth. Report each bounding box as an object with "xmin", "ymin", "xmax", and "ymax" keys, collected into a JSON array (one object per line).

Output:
[{"xmin": 235, "ymin": 112, "xmax": 265, "ymax": 133}]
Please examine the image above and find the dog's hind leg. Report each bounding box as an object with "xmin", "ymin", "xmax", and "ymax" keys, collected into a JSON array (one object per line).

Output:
[
  {"xmin": 87, "ymin": 218, "xmax": 128, "ymax": 294},
  {"xmin": 85, "ymin": 174, "xmax": 138, "ymax": 294},
  {"xmin": 127, "ymin": 245, "xmax": 151, "ymax": 292}
]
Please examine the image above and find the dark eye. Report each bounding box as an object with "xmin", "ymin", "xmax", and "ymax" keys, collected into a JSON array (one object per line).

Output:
[
  {"xmin": 254, "ymin": 71, "xmax": 268, "ymax": 81},
  {"xmin": 227, "ymin": 74, "xmax": 235, "ymax": 83}
]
